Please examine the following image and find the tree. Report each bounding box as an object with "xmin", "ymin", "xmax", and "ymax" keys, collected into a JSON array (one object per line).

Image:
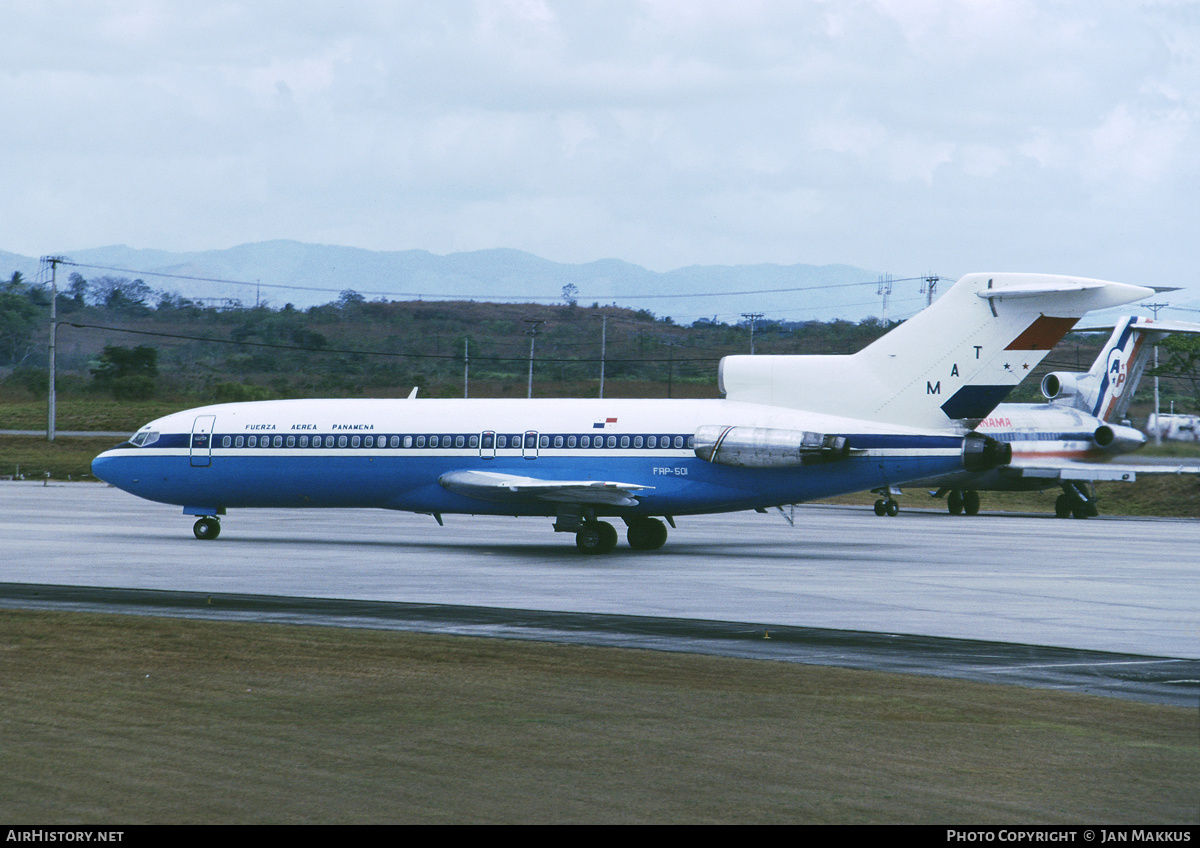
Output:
[
  {"xmin": 1157, "ymin": 334, "xmax": 1200, "ymax": 414},
  {"xmin": 0, "ymin": 292, "xmax": 40, "ymax": 366},
  {"xmin": 90, "ymin": 344, "xmax": 158, "ymax": 399}
]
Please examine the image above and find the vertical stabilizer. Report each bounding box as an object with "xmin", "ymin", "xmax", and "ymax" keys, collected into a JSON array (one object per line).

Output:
[
  {"xmin": 1042, "ymin": 316, "xmax": 1200, "ymax": 422},
  {"xmin": 719, "ymin": 273, "xmax": 1152, "ymax": 430}
]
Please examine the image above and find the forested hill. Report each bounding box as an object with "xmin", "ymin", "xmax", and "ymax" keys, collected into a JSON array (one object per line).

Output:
[{"xmin": 1, "ymin": 268, "xmax": 1126, "ymax": 408}]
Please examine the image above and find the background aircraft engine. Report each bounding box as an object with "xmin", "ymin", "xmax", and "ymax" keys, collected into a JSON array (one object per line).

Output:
[
  {"xmin": 1041, "ymin": 372, "xmax": 1081, "ymax": 400},
  {"xmin": 961, "ymin": 432, "xmax": 1013, "ymax": 472},
  {"xmin": 693, "ymin": 425, "xmax": 849, "ymax": 468}
]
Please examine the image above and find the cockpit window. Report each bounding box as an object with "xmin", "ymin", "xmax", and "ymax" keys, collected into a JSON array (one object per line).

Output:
[{"xmin": 130, "ymin": 430, "xmax": 160, "ymax": 447}]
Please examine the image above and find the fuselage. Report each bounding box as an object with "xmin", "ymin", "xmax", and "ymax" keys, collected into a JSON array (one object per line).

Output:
[
  {"xmin": 92, "ymin": 397, "xmax": 974, "ymax": 518},
  {"xmin": 907, "ymin": 401, "xmax": 1147, "ymax": 492}
]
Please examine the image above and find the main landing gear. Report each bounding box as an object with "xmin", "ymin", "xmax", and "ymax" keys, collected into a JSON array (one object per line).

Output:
[
  {"xmin": 572, "ymin": 517, "xmax": 670, "ymax": 553},
  {"xmin": 945, "ymin": 489, "xmax": 981, "ymax": 516},
  {"xmin": 193, "ymin": 516, "xmax": 221, "ymax": 540},
  {"xmin": 1055, "ymin": 482, "xmax": 1099, "ymax": 519},
  {"xmin": 559, "ymin": 507, "xmax": 670, "ymax": 554}
]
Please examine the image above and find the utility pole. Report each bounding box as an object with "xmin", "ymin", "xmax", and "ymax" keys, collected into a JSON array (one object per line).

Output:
[
  {"xmin": 463, "ymin": 337, "xmax": 469, "ymax": 398},
  {"xmin": 741, "ymin": 312, "xmax": 763, "ymax": 355},
  {"xmin": 597, "ymin": 314, "xmax": 607, "ymax": 398},
  {"xmin": 42, "ymin": 256, "xmax": 65, "ymax": 442},
  {"xmin": 1144, "ymin": 302, "xmax": 1170, "ymax": 445},
  {"xmin": 921, "ymin": 273, "xmax": 939, "ymax": 308},
  {"xmin": 876, "ymin": 273, "xmax": 893, "ymax": 324},
  {"xmin": 524, "ymin": 320, "xmax": 544, "ymax": 398}
]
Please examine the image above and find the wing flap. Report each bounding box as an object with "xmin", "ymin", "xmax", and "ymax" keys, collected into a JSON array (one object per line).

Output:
[{"xmin": 439, "ymin": 470, "xmax": 653, "ymax": 506}]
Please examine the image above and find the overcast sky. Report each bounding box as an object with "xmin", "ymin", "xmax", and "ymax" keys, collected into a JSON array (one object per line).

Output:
[{"xmin": 3, "ymin": 0, "xmax": 1197, "ymax": 301}]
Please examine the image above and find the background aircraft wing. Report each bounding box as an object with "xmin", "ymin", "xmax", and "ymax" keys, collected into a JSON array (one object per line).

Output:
[
  {"xmin": 1006, "ymin": 457, "xmax": 1200, "ymax": 483},
  {"xmin": 439, "ymin": 470, "xmax": 654, "ymax": 506}
]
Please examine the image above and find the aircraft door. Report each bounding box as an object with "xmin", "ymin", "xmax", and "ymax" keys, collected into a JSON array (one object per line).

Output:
[
  {"xmin": 480, "ymin": 430, "xmax": 496, "ymax": 460},
  {"xmin": 190, "ymin": 415, "xmax": 216, "ymax": 467},
  {"xmin": 523, "ymin": 430, "xmax": 539, "ymax": 460}
]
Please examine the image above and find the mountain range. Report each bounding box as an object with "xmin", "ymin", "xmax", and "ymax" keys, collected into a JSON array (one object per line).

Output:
[{"xmin": 1, "ymin": 241, "xmax": 914, "ymax": 324}]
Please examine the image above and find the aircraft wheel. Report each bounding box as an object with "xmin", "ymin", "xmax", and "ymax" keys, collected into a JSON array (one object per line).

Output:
[
  {"xmin": 963, "ymin": 490, "xmax": 981, "ymax": 516},
  {"xmin": 885, "ymin": 499, "xmax": 900, "ymax": 517},
  {"xmin": 1054, "ymin": 494, "xmax": 1073, "ymax": 518},
  {"xmin": 627, "ymin": 518, "xmax": 668, "ymax": 551},
  {"xmin": 576, "ymin": 521, "xmax": 618, "ymax": 554},
  {"xmin": 947, "ymin": 489, "xmax": 964, "ymax": 515},
  {"xmin": 873, "ymin": 499, "xmax": 887, "ymax": 516},
  {"xmin": 193, "ymin": 517, "xmax": 221, "ymax": 540},
  {"xmin": 1071, "ymin": 504, "xmax": 1090, "ymax": 519}
]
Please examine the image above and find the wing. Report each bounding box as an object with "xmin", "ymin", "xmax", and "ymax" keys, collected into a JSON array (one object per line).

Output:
[
  {"xmin": 439, "ymin": 470, "xmax": 654, "ymax": 507},
  {"xmin": 1007, "ymin": 457, "xmax": 1200, "ymax": 483}
]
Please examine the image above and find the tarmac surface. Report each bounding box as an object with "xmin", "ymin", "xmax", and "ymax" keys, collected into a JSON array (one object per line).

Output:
[{"xmin": 1, "ymin": 481, "xmax": 1197, "ymax": 706}]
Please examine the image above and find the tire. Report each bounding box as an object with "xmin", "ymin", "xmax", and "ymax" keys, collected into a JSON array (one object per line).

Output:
[
  {"xmin": 885, "ymin": 499, "xmax": 899, "ymax": 517},
  {"xmin": 963, "ymin": 490, "xmax": 981, "ymax": 516},
  {"xmin": 1055, "ymin": 494, "xmax": 1073, "ymax": 518},
  {"xmin": 576, "ymin": 521, "xmax": 618, "ymax": 554},
  {"xmin": 627, "ymin": 518, "xmax": 668, "ymax": 550},
  {"xmin": 874, "ymin": 499, "xmax": 887, "ymax": 516},
  {"xmin": 947, "ymin": 490, "xmax": 964, "ymax": 515},
  {"xmin": 193, "ymin": 517, "xmax": 221, "ymax": 540}
]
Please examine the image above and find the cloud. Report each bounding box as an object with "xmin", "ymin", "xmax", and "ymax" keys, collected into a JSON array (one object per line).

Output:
[{"xmin": 0, "ymin": 0, "xmax": 1196, "ymax": 300}]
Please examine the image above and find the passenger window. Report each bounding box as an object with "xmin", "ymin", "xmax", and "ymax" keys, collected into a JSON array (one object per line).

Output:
[
  {"xmin": 497, "ymin": 435, "xmax": 507, "ymax": 449},
  {"xmin": 248, "ymin": 435, "xmax": 258, "ymax": 448},
  {"xmin": 567, "ymin": 435, "xmax": 577, "ymax": 448},
  {"xmin": 271, "ymin": 435, "xmax": 281, "ymax": 447},
  {"xmin": 581, "ymin": 435, "xmax": 590, "ymax": 448},
  {"xmin": 634, "ymin": 435, "xmax": 643, "ymax": 448},
  {"xmin": 469, "ymin": 435, "xmax": 478, "ymax": 448},
  {"xmin": 674, "ymin": 436, "xmax": 684, "ymax": 449},
  {"xmin": 607, "ymin": 435, "xmax": 617, "ymax": 448},
  {"xmin": 554, "ymin": 436, "xmax": 563, "ymax": 448},
  {"xmin": 620, "ymin": 436, "xmax": 630, "ymax": 448},
  {"xmin": 221, "ymin": 436, "xmax": 231, "ymax": 448},
  {"xmin": 430, "ymin": 435, "xmax": 439, "ymax": 448},
  {"xmin": 539, "ymin": 435, "xmax": 549, "ymax": 448},
  {"xmin": 417, "ymin": 435, "xmax": 426, "ymax": 448},
  {"xmin": 456, "ymin": 435, "xmax": 465, "ymax": 448},
  {"xmin": 299, "ymin": 436, "xmax": 308, "ymax": 447},
  {"xmin": 403, "ymin": 435, "xmax": 412, "ymax": 448},
  {"xmin": 351, "ymin": 435, "xmax": 361, "ymax": 448},
  {"xmin": 338, "ymin": 435, "xmax": 348, "ymax": 448}
]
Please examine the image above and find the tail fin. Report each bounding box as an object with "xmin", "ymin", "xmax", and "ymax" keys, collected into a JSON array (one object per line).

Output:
[
  {"xmin": 1042, "ymin": 316, "xmax": 1200, "ymax": 422},
  {"xmin": 719, "ymin": 272, "xmax": 1151, "ymax": 430}
]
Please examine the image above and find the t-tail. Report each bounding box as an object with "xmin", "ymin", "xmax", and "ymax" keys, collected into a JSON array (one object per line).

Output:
[
  {"xmin": 1041, "ymin": 316, "xmax": 1200, "ymax": 423},
  {"xmin": 719, "ymin": 273, "xmax": 1152, "ymax": 431}
]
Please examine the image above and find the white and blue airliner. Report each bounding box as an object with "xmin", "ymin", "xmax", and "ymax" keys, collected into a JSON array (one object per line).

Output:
[{"xmin": 92, "ymin": 272, "xmax": 1151, "ymax": 552}]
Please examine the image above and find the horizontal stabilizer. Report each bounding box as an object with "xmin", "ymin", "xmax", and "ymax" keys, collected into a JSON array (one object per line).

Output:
[{"xmin": 439, "ymin": 470, "xmax": 653, "ymax": 506}]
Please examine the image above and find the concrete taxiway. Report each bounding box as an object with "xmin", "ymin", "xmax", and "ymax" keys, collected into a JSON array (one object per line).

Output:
[{"xmin": 1, "ymin": 482, "xmax": 1197, "ymax": 704}]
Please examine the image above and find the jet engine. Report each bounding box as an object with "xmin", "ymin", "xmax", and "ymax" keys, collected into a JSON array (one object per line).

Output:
[
  {"xmin": 961, "ymin": 431, "xmax": 1013, "ymax": 472},
  {"xmin": 1041, "ymin": 372, "xmax": 1081, "ymax": 400},
  {"xmin": 693, "ymin": 425, "xmax": 850, "ymax": 468}
]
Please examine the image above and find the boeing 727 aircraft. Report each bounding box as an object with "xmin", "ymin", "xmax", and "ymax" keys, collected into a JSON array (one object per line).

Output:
[
  {"xmin": 92, "ymin": 273, "xmax": 1151, "ymax": 551},
  {"xmin": 865, "ymin": 316, "xmax": 1200, "ymax": 518}
]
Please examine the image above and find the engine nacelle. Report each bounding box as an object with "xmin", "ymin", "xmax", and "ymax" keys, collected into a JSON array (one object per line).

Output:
[
  {"xmin": 961, "ymin": 431, "xmax": 1012, "ymax": 472},
  {"xmin": 694, "ymin": 425, "xmax": 849, "ymax": 468},
  {"xmin": 1094, "ymin": 423, "xmax": 1146, "ymax": 453},
  {"xmin": 1041, "ymin": 372, "xmax": 1081, "ymax": 400}
]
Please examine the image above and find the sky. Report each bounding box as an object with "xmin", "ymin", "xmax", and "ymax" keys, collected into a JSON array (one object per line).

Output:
[{"xmin": 3, "ymin": 0, "xmax": 1198, "ymax": 302}]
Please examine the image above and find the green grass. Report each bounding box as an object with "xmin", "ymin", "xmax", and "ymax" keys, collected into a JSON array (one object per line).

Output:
[{"xmin": 0, "ymin": 610, "xmax": 1194, "ymax": 824}]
